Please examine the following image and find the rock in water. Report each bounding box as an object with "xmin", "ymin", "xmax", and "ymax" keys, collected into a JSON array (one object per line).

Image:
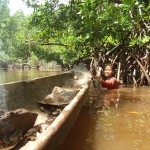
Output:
[{"xmin": 0, "ymin": 109, "xmax": 38, "ymax": 136}]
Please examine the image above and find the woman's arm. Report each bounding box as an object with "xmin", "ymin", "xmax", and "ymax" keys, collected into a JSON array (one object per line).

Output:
[{"xmin": 96, "ymin": 77, "xmax": 119, "ymax": 90}]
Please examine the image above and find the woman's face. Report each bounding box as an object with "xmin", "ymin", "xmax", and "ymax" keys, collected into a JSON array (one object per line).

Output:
[{"xmin": 104, "ymin": 66, "xmax": 114, "ymax": 77}]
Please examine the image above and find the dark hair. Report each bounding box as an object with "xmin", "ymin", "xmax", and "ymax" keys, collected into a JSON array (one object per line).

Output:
[{"xmin": 104, "ymin": 63, "xmax": 115, "ymax": 70}]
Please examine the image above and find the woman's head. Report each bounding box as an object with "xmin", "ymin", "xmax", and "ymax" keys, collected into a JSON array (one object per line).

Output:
[{"xmin": 104, "ymin": 64, "xmax": 115, "ymax": 78}]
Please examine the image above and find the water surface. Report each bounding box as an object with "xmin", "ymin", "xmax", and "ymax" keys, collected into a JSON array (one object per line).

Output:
[
  {"xmin": 61, "ymin": 86, "xmax": 150, "ymax": 150},
  {"xmin": 0, "ymin": 69, "xmax": 61, "ymax": 84}
]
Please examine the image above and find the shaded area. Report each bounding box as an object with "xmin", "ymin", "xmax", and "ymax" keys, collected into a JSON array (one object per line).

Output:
[{"xmin": 60, "ymin": 106, "xmax": 92, "ymax": 150}]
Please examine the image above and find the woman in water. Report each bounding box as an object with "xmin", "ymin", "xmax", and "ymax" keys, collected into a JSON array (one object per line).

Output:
[
  {"xmin": 94, "ymin": 64, "xmax": 120, "ymax": 107},
  {"xmin": 95, "ymin": 64, "xmax": 119, "ymax": 90}
]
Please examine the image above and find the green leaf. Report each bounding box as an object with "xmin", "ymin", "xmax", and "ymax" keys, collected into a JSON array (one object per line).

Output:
[
  {"xmin": 141, "ymin": 35, "xmax": 150, "ymax": 44},
  {"xmin": 123, "ymin": 0, "xmax": 135, "ymax": 5}
]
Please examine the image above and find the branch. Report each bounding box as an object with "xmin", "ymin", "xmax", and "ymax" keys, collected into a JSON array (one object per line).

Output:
[
  {"xmin": 105, "ymin": 43, "xmax": 122, "ymax": 56},
  {"xmin": 24, "ymin": 40, "xmax": 67, "ymax": 47},
  {"xmin": 40, "ymin": 43, "xmax": 67, "ymax": 46},
  {"xmin": 138, "ymin": 7, "xmax": 150, "ymax": 30},
  {"xmin": 106, "ymin": 30, "xmax": 131, "ymax": 56},
  {"xmin": 136, "ymin": 59, "xmax": 150, "ymax": 85}
]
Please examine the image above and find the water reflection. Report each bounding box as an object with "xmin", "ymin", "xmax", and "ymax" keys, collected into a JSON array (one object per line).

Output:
[
  {"xmin": 0, "ymin": 69, "xmax": 61, "ymax": 111},
  {"xmin": 0, "ymin": 69, "xmax": 61, "ymax": 84},
  {"xmin": 61, "ymin": 86, "xmax": 150, "ymax": 150}
]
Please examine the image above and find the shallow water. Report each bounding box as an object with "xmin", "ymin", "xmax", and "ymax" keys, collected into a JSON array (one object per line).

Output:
[
  {"xmin": 61, "ymin": 86, "xmax": 150, "ymax": 150},
  {"xmin": 0, "ymin": 69, "xmax": 61, "ymax": 84}
]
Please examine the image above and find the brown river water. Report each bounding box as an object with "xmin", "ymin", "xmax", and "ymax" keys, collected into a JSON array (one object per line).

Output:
[
  {"xmin": 61, "ymin": 84, "xmax": 150, "ymax": 150},
  {"xmin": 0, "ymin": 69, "xmax": 61, "ymax": 84},
  {"xmin": 1, "ymin": 70, "xmax": 150, "ymax": 150}
]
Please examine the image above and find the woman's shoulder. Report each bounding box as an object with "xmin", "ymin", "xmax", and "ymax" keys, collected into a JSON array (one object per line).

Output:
[
  {"xmin": 107, "ymin": 77, "xmax": 119, "ymax": 84},
  {"xmin": 107, "ymin": 77, "xmax": 117, "ymax": 81}
]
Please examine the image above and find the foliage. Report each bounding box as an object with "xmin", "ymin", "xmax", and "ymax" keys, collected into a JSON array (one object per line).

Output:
[
  {"xmin": 0, "ymin": 0, "xmax": 10, "ymax": 52},
  {"xmin": 0, "ymin": 0, "xmax": 149, "ymax": 69},
  {"xmin": 0, "ymin": 51, "xmax": 11, "ymax": 67},
  {"xmin": 29, "ymin": 51, "xmax": 39, "ymax": 66},
  {"xmin": 0, "ymin": 0, "xmax": 149, "ymax": 85},
  {"xmin": 24, "ymin": 0, "xmax": 149, "ymax": 64}
]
